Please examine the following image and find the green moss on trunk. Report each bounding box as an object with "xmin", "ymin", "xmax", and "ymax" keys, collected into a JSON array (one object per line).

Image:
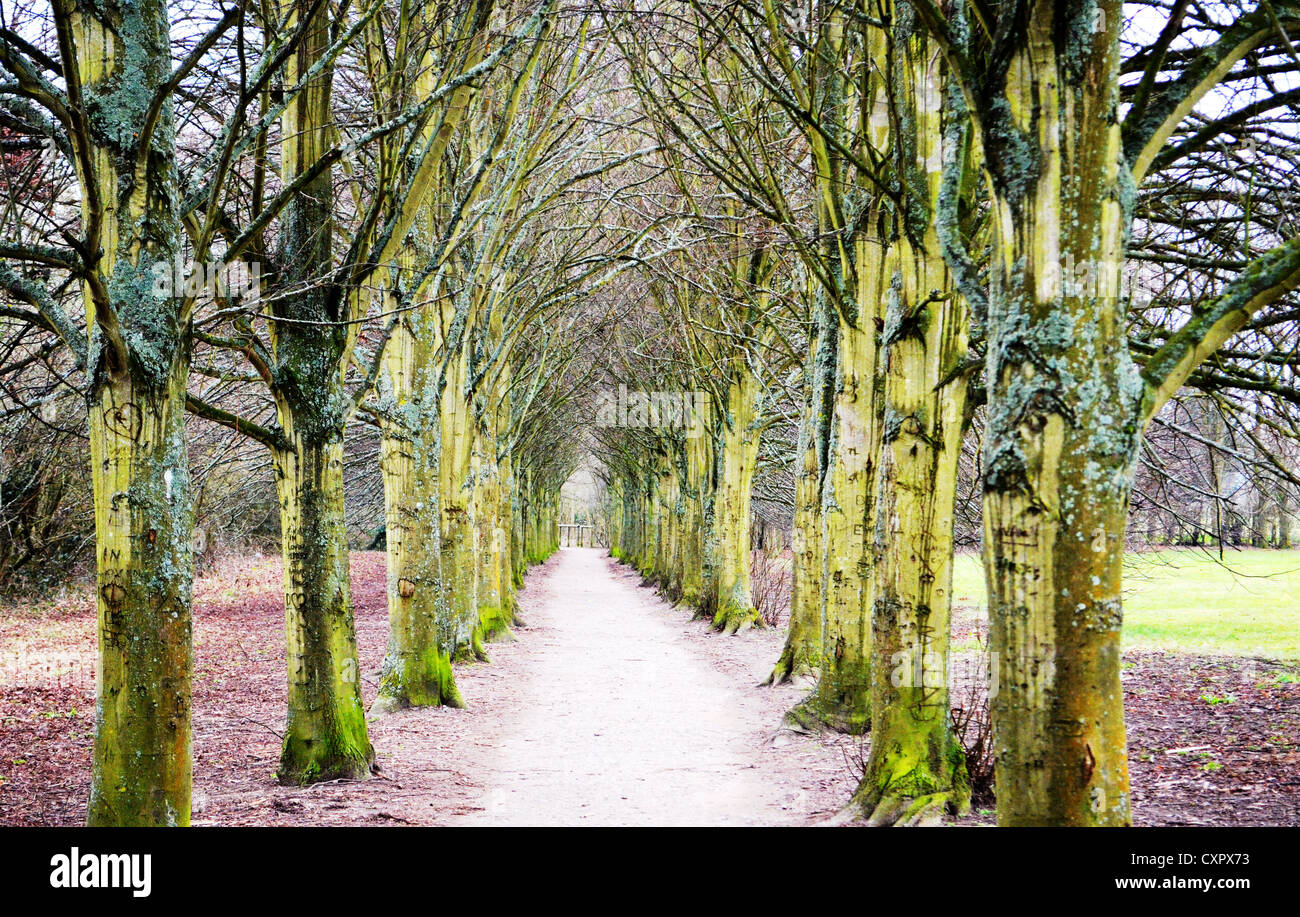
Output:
[
  {"xmin": 275, "ymin": 433, "xmax": 374, "ymax": 784},
  {"xmin": 87, "ymin": 372, "xmax": 194, "ymax": 826},
  {"xmin": 75, "ymin": 0, "xmax": 195, "ymax": 827}
]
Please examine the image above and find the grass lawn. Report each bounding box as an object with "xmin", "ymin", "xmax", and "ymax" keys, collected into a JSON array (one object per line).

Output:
[{"xmin": 951, "ymin": 547, "xmax": 1300, "ymax": 662}]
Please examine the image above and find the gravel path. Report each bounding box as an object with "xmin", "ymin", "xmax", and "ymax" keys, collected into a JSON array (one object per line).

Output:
[{"xmin": 452, "ymin": 548, "xmax": 814, "ymax": 826}]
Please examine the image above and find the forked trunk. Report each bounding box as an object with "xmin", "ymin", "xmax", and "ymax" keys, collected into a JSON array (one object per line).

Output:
[
  {"xmin": 74, "ymin": 0, "xmax": 195, "ymax": 826},
  {"xmin": 268, "ymin": 0, "xmax": 374, "ymax": 781}
]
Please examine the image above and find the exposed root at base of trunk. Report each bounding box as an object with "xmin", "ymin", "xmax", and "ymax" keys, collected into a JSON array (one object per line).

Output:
[
  {"xmin": 763, "ymin": 648, "xmax": 817, "ymax": 686},
  {"xmin": 782, "ymin": 693, "xmax": 871, "ymax": 736},
  {"xmin": 477, "ymin": 604, "xmax": 515, "ymax": 644},
  {"xmin": 278, "ymin": 735, "xmax": 375, "ymax": 787},
  {"xmin": 710, "ymin": 602, "xmax": 764, "ymax": 635},
  {"xmin": 455, "ymin": 637, "xmax": 490, "ymax": 664},
  {"xmin": 858, "ymin": 789, "xmax": 969, "ymax": 827},
  {"xmin": 781, "ymin": 699, "xmax": 848, "ymax": 735},
  {"xmin": 370, "ymin": 688, "xmax": 465, "ymax": 716},
  {"xmin": 851, "ymin": 737, "xmax": 971, "ymax": 826},
  {"xmin": 371, "ymin": 653, "xmax": 465, "ymax": 715}
]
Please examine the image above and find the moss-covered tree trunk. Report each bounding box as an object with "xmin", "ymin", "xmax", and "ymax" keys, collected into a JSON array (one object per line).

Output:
[
  {"xmin": 511, "ymin": 470, "xmax": 528, "ymax": 585},
  {"xmin": 473, "ymin": 435, "xmax": 511, "ymax": 642},
  {"xmin": 658, "ymin": 458, "xmax": 684, "ymax": 599},
  {"xmin": 680, "ymin": 412, "xmax": 713, "ymax": 608},
  {"xmin": 373, "ymin": 310, "xmax": 463, "ymax": 713},
  {"xmin": 273, "ymin": 424, "xmax": 373, "ymax": 781},
  {"xmin": 769, "ymin": 382, "xmax": 821, "ymax": 681},
  {"xmin": 852, "ymin": 12, "xmax": 973, "ymax": 825},
  {"xmin": 924, "ymin": 0, "xmax": 1300, "ymax": 825},
  {"xmin": 976, "ymin": 2, "xmax": 1135, "ymax": 826},
  {"xmin": 270, "ymin": 0, "xmax": 373, "ymax": 782},
  {"xmin": 371, "ymin": 5, "xmax": 494, "ymax": 712},
  {"xmin": 639, "ymin": 472, "xmax": 661, "ymax": 580},
  {"xmin": 490, "ymin": 348, "xmax": 518, "ymax": 623},
  {"xmin": 73, "ymin": 0, "xmax": 195, "ymax": 826},
  {"xmin": 709, "ymin": 373, "xmax": 764, "ymax": 634},
  {"xmin": 87, "ymin": 370, "xmax": 194, "ymax": 825},
  {"xmin": 498, "ymin": 451, "xmax": 519, "ymax": 597},
  {"xmin": 794, "ymin": 237, "xmax": 886, "ymax": 733},
  {"xmin": 768, "ymin": 336, "xmax": 826, "ymax": 684},
  {"xmin": 439, "ymin": 339, "xmax": 484, "ymax": 662}
]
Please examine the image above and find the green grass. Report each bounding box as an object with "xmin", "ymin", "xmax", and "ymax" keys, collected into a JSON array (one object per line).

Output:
[{"xmin": 951, "ymin": 548, "xmax": 1300, "ymax": 662}]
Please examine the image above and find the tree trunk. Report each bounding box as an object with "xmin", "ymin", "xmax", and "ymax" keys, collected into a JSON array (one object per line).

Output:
[
  {"xmin": 978, "ymin": 2, "xmax": 1135, "ymax": 826},
  {"xmin": 709, "ymin": 373, "xmax": 763, "ymax": 634},
  {"xmin": 792, "ymin": 237, "xmax": 886, "ymax": 733},
  {"xmin": 274, "ymin": 427, "xmax": 374, "ymax": 782},
  {"xmin": 474, "ymin": 441, "xmax": 512, "ymax": 643},
  {"xmin": 87, "ymin": 369, "xmax": 194, "ymax": 825},
  {"xmin": 440, "ymin": 343, "xmax": 484, "ymax": 662},
  {"xmin": 852, "ymin": 14, "xmax": 973, "ymax": 825},
  {"xmin": 768, "ymin": 338, "xmax": 825, "ymax": 684},
  {"xmin": 74, "ymin": 0, "xmax": 195, "ymax": 826},
  {"xmin": 680, "ymin": 407, "xmax": 713, "ymax": 608},
  {"xmin": 270, "ymin": 0, "xmax": 373, "ymax": 780},
  {"xmin": 373, "ymin": 317, "xmax": 464, "ymax": 713}
]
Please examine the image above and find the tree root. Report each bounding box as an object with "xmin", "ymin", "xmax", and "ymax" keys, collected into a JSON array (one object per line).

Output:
[
  {"xmin": 763, "ymin": 647, "xmax": 817, "ymax": 686},
  {"xmin": 851, "ymin": 739, "xmax": 971, "ymax": 826},
  {"xmin": 861, "ymin": 790, "xmax": 967, "ymax": 827},
  {"xmin": 370, "ymin": 685, "xmax": 466, "ymax": 716},
  {"xmin": 780, "ymin": 702, "xmax": 819, "ymax": 735},
  {"xmin": 278, "ymin": 735, "xmax": 374, "ymax": 787},
  {"xmin": 371, "ymin": 655, "xmax": 465, "ymax": 715},
  {"xmin": 782, "ymin": 694, "xmax": 871, "ymax": 735},
  {"xmin": 710, "ymin": 602, "xmax": 763, "ymax": 635}
]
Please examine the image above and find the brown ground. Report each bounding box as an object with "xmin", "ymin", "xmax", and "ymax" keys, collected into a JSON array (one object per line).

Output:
[{"xmin": 1, "ymin": 547, "xmax": 1296, "ymax": 826}]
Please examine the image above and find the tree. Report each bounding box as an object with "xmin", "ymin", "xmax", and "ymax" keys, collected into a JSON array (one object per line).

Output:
[
  {"xmin": 0, "ymin": 0, "xmax": 248, "ymax": 825},
  {"xmin": 916, "ymin": 0, "xmax": 1300, "ymax": 825}
]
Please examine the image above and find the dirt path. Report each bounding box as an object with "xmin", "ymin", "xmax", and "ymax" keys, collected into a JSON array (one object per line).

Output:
[{"xmin": 451, "ymin": 548, "xmax": 818, "ymax": 826}]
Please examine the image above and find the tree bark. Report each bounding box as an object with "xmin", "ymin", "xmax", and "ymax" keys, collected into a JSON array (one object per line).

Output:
[
  {"xmin": 974, "ymin": 2, "xmax": 1136, "ymax": 825},
  {"xmin": 270, "ymin": 0, "xmax": 374, "ymax": 780},
  {"xmin": 373, "ymin": 314, "xmax": 464, "ymax": 713},
  {"xmin": 439, "ymin": 342, "xmax": 484, "ymax": 663},
  {"xmin": 853, "ymin": 11, "xmax": 972, "ymax": 825},
  {"xmin": 72, "ymin": 0, "xmax": 195, "ymax": 826},
  {"xmin": 791, "ymin": 237, "xmax": 886, "ymax": 733},
  {"xmin": 768, "ymin": 333, "xmax": 825, "ymax": 684},
  {"xmin": 274, "ymin": 427, "xmax": 374, "ymax": 781},
  {"xmin": 87, "ymin": 369, "xmax": 194, "ymax": 825},
  {"xmin": 709, "ymin": 373, "xmax": 764, "ymax": 634}
]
